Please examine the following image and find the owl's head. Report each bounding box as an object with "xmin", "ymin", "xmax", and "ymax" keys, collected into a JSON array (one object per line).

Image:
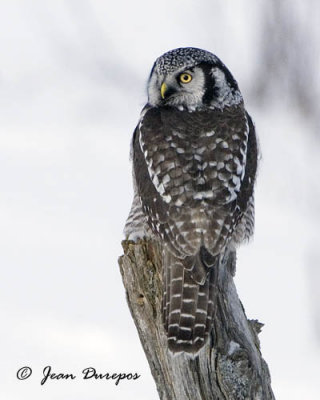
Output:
[{"xmin": 147, "ymin": 47, "xmax": 242, "ymax": 111}]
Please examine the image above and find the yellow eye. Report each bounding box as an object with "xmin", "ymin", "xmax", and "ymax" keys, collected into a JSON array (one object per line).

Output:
[{"xmin": 179, "ymin": 73, "xmax": 192, "ymax": 84}]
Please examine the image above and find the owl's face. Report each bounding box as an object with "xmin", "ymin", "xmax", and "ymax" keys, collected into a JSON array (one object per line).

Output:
[{"xmin": 147, "ymin": 47, "xmax": 242, "ymax": 111}]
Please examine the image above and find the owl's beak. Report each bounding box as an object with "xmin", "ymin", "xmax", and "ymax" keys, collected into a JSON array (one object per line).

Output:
[{"xmin": 160, "ymin": 82, "xmax": 167, "ymax": 99}]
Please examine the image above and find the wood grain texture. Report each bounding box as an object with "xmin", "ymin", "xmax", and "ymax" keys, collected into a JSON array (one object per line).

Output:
[{"xmin": 119, "ymin": 240, "xmax": 275, "ymax": 400}]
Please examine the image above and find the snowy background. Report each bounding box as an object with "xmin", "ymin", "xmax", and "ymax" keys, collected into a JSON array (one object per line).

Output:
[{"xmin": 0, "ymin": 1, "xmax": 319, "ymax": 399}]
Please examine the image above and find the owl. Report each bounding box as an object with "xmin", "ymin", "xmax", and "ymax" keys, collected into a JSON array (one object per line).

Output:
[{"xmin": 124, "ymin": 47, "xmax": 258, "ymax": 354}]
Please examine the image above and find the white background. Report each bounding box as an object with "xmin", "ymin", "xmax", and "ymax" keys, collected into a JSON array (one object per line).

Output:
[{"xmin": 0, "ymin": 1, "xmax": 319, "ymax": 399}]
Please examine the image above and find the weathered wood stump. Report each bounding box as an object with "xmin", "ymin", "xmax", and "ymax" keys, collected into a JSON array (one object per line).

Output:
[{"xmin": 119, "ymin": 239, "xmax": 275, "ymax": 400}]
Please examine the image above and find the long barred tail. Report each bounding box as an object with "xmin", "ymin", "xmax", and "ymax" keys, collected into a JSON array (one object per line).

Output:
[{"xmin": 162, "ymin": 248, "xmax": 216, "ymax": 354}]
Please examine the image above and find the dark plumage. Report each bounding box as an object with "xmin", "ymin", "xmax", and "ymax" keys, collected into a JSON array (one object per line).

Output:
[{"xmin": 125, "ymin": 48, "xmax": 258, "ymax": 354}]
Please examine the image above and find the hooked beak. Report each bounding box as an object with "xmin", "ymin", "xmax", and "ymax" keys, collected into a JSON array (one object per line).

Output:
[{"xmin": 160, "ymin": 82, "xmax": 167, "ymax": 99}]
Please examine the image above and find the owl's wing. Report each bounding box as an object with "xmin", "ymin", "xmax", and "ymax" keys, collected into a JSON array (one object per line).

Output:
[
  {"xmin": 232, "ymin": 112, "xmax": 258, "ymax": 245},
  {"xmin": 132, "ymin": 108, "xmax": 195, "ymax": 257}
]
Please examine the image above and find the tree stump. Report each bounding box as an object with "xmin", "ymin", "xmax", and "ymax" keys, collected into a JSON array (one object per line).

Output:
[{"xmin": 118, "ymin": 239, "xmax": 275, "ymax": 400}]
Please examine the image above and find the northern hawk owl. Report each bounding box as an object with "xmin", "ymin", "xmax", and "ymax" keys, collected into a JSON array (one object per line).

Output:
[{"xmin": 125, "ymin": 47, "xmax": 258, "ymax": 354}]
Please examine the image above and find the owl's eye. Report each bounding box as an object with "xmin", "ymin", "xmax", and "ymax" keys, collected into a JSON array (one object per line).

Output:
[{"xmin": 179, "ymin": 73, "xmax": 192, "ymax": 84}]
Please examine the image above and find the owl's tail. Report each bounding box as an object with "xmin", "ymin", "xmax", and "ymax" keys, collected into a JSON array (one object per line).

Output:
[{"xmin": 162, "ymin": 247, "xmax": 217, "ymax": 354}]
